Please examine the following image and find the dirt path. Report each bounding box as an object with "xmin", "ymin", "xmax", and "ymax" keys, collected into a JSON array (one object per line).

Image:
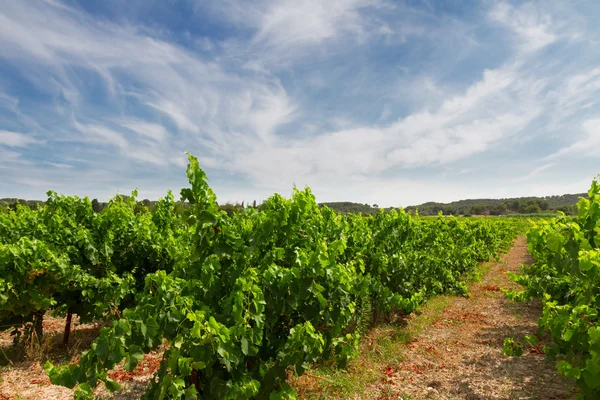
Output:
[
  {"xmin": 366, "ymin": 235, "xmax": 575, "ymax": 399},
  {"xmin": 291, "ymin": 236, "xmax": 576, "ymax": 399}
]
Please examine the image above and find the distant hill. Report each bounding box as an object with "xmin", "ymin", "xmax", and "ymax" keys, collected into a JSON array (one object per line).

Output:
[
  {"xmin": 319, "ymin": 193, "xmax": 588, "ymax": 216},
  {"xmin": 402, "ymin": 193, "xmax": 588, "ymax": 216},
  {"xmin": 1, "ymin": 192, "xmax": 588, "ymax": 216}
]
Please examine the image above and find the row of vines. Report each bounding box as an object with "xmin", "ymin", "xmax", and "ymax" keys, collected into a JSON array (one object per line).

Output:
[
  {"xmin": 507, "ymin": 177, "xmax": 600, "ymax": 399},
  {"xmin": 0, "ymin": 187, "xmax": 183, "ymax": 346},
  {"xmin": 1, "ymin": 155, "xmax": 522, "ymax": 399}
]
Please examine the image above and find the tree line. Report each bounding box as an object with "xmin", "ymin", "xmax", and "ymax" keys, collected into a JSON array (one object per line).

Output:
[
  {"xmin": 403, "ymin": 194, "xmax": 586, "ymax": 216},
  {"xmin": 1, "ymin": 192, "xmax": 586, "ymax": 217}
]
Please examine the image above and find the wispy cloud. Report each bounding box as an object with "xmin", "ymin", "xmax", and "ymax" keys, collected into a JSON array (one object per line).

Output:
[
  {"xmin": 118, "ymin": 119, "xmax": 169, "ymax": 143},
  {"xmin": 228, "ymin": 60, "xmax": 546, "ymax": 188},
  {"xmin": 489, "ymin": 2, "xmax": 557, "ymax": 52},
  {"xmin": 513, "ymin": 162, "xmax": 555, "ymax": 183},
  {"xmin": 44, "ymin": 161, "xmax": 73, "ymax": 169},
  {"xmin": 0, "ymin": 130, "xmax": 39, "ymax": 147},
  {"xmin": 204, "ymin": 0, "xmax": 379, "ymax": 48},
  {"xmin": 546, "ymin": 118, "xmax": 600, "ymax": 160},
  {"xmin": 0, "ymin": 0, "xmax": 598, "ymax": 204}
]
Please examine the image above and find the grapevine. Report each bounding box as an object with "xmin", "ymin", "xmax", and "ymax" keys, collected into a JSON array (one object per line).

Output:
[{"xmin": 0, "ymin": 154, "xmax": 522, "ymax": 399}]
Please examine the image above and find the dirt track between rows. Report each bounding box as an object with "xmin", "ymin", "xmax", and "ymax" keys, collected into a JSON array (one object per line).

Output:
[{"xmin": 366, "ymin": 236, "xmax": 575, "ymax": 399}]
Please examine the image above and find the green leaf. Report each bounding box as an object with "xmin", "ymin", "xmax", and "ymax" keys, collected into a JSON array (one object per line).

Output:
[
  {"xmin": 562, "ymin": 328, "xmax": 574, "ymax": 342},
  {"xmin": 74, "ymin": 383, "xmax": 94, "ymax": 400},
  {"xmin": 191, "ymin": 361, "xmax": 206, "ymax": 370},
  {"xmin": 316, "ymin": 293, "xmax": 328, "ymax": 308},
  {"xmin": 241, "ymin": 337, "xmax": 249, "ymax": 356},
  {"xmin": 124, "ymin": 346, "xmax": 144, "ymax": 371},
  {"xmin": 589, "ymin": 327, "xmax": 600, "ymax": 345},
  {"xmin": 178, "ymin": 358, "xmax": 193, "ymax": 376},
  {"xmin": 93, "ymin": 341, "xmax": 108, "ymax": 357},
  {"xmin": 579, "ymin": 258, "xmax": 593, "ymax": 272},
  {"xmin": 557, "ymin": 360, "xmax": 581, "ymax": 379},
  {"xmin": 198, "ymin": 210, "xmax": 217, "ymax": 225},
  {"xmin": 104, "ymin": 378, "xmax": 121, "ymax": 393},
  {"xmin": 191, "ymin": 322, "xmax": 202, "ymax": 339},
  {"xmin": 547, "ymin": 232, "xmax": 563, "ymax": 253}
]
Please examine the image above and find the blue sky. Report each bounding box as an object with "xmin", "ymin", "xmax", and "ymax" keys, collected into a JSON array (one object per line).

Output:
[{"xmin": 0, "ymin": 0, "xmax": 599, "ymax": 206}]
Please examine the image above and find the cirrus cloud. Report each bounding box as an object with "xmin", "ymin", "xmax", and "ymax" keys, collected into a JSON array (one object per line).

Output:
[{"xmin": 0, "ymin": 0, "xmax": 598, "ymax": 206}]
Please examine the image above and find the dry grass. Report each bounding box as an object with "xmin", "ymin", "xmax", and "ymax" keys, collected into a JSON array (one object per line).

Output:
[
  {"xmin": 0, "ymin": 315, "xmax": 159, "ymax": 399},
  {"xmin": 0, "ymin": 315, "xmax": 98, "ymax": 399}
]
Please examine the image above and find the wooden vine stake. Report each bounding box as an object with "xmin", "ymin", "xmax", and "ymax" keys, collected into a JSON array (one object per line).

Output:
[{"xmin": 63, "ymin": 310, "xmax": 73, "ymax": 347}]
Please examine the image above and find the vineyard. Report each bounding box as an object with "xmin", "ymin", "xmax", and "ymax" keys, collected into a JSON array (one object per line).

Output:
[
  {"xmin": 0, "ymin": 155, "xmax": 597, "ymax": 399},
  {"xmin": 506, "ymin": 177, "xmax": 600, "ymax": 398}
]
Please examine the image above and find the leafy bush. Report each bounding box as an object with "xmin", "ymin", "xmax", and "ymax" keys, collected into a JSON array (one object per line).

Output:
[{"xmin": 507, "ymin": 177, "xmax": 600, "ymax": 399}]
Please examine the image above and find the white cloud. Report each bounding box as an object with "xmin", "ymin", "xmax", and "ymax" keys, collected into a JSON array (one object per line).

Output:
[
  {"xmin": 205, "ymin": 0, "xmax": 387, "ymax": 67},
  {"xmin": 545, "ymin": 68, "xmax": 600, "ymax": 130},
  {"xmin": 0, "ymin": 0, "xmax": 299, "ymax": 167},
  {"xmin": 118, "ymin": 119, "xmax": 169, "ymax": 142},
  {"xmin": 229, "ymin": 61, "xmax": 544, "ymax": 186},
  {"xmin": 44, "ymin": 162, "xmax": 73, "ymax": 169},
  {"xmin": 513, "ymin": 162, "xmax": 555, "ymax": 182},
  {"xmin": 547, "ymin": 118, "xmax": 600, "ymax": 159},
  {"xmin": 206, "ymin": 0, "xmax": 378, "ymax": 47},
  {"xmin": 489, "ymin": 2, "xmax": 557, "ymax": 52},
  {"xmin": 0, "ymin": 0, "xmax": 598, "ymax": 205},
  {"xmin": 0, "ymin": 130, "xmax": 39, "ymax": 147},
  {"xmin": 196, "ymin": 37, "xmax": 214, "ymax": 52},
  {"xmin": 252, "ymin": 0, "xmax": 374, "ymax": 48},
  {"xmin": 387, "ymin": 111, "xmax": 538, "ymax": 167},
  {"xmin": 73, "ymin": 121, "xmax": 171, "ymax": 167},
  {"xmin": 74, "ymin": 122, "xmax": 129, "ymax": 150},
  {"xmin": 146, "ymin": 101, "xmax": 200, "ymax": 134},
  {"xmin": 128, "ymin": 149, "xmax": 170, "ymax": 166},
  {"xmin": 0, "ymin": 93, "xmax": 19, "ymax": 110},
  {"xmin": 0, "ymin": 148, "xmax": 26, "ymax": 167}
]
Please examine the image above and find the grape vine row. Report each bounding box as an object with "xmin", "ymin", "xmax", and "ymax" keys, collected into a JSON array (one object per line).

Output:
[
  {"xmin": 507, "ymin": 177, "xmax": 600, "ymax": 399},
  {"xmin": 1, "ymin": 154, "xmax": 522, "ymax": 399}
]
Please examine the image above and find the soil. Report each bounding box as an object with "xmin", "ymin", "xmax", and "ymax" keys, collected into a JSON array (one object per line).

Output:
[{"xmin": 0, "ymin": 315, "xmax": 159, "ymax": 399}]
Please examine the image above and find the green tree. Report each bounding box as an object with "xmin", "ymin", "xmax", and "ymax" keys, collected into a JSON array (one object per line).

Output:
[
  {"xmin": 524, "ymin": 204, "xmax": 541, "ymax": 213},
  {"xmin": 91, "ymin": 198, "xmax": 102, "ymax": 213},
  {"xmin": 471, "ymin": 204, "xmax": 486, "ymax": 215},
  {"xmin": 490, "ymin": 203, "xmax": 507, "ymax": 215},
  {"xmin": 135, "ymin": 199, "xmax": 152, "ymax": 214}
]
